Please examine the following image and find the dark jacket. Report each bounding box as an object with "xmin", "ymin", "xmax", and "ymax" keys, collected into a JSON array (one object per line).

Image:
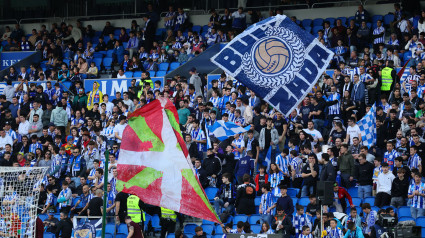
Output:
[
  {"xmin": 320, "ymin": 162, "xmax": 336, "ymax": 182},
  {"xmin": 235, "ymin": 183, "xmax": 256, "ymax": 215},
  {"xmin": 275, "ymin": 195, "xmax": 294, "ymax": 217},
  {"xmin": 391, "ymin": 176, "xmax": 409, "ymax": 198},
  {"xmin": 202, "ymin": 155, "xmax": 222, "ymax": 176},
  {"xmin": 218, "ymin": 152, "xmax": 235, "ymax": 175},
  {"xmin": 383, "ymin": 118, "xmax": 401, "ymax": 140},
  {"xmin": 234, "ymin": 155, "xmax": 255, "ymax": 177},
  {"xmin": 354, "ymin": 161, "xmax": 374, "ymax": 186},
  {"xmin": 271, "ymin": 213, "xmax": 292, "ymax": 238},
  {"xmin": 195, "ymin": 166, "xmax": 209, "ymax": 189},
  {"xmin": 215, "ymin": 183, "xmax": 237, "ymax": 204},
  {"xmin": 187, "ymin": 141, "xmax": 198, "ymax": 159},
  {"xmin": 55, "ymin": 218, "xmax": 73, "ymax": 238}
]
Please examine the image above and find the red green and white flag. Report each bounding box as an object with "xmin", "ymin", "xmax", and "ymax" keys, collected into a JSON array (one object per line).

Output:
[{"xmin": 116, "ymin": 97, "xmax": 220, "ymax": 223}]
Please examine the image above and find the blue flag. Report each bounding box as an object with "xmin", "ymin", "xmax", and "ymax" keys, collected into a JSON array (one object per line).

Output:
[
  {"xmin": 357, "ymin": 103, "xmax": 376, "ymax": 148},
  {"xmin": 208, "ymin": 120, "xmax": 251, "ymax": 141},
  {"xmin": 211, "ymin": 14, "xmax": 334, "ymax": 117}
]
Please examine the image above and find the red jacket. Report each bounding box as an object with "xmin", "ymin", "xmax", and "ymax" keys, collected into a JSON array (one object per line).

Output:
[
  {"xmin": 336, "ymin": 186, "xmax": 353, "ymax": 208},
  {"xmin": 254, "ymin": 173, "xmax": 269, "ymax": 191}
]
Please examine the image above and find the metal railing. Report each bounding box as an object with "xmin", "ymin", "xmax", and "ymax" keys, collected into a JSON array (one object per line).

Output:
[
  {"xmin": 19, "ymin": 17, "xmax": 63, "ymax": 25},
  {"xmin": 312, "ymin": 0, "xmax": 362, "ymax": 8}
]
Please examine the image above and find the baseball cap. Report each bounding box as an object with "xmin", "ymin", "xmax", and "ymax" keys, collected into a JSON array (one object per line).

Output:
[
  {"xmin": 4, "ymin": 121, "xmax": 10, "ymax": 125},
  {"xmin": 48, "ymin": 210, "xmax": 55, "ymax": 215},
  {"xmin": 67, "ymin": 135, "xmax": 74, "ymax": 142}
]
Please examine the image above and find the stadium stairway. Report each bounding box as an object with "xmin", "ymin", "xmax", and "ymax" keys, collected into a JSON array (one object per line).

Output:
[{"xmin": 165, "ymin": 43, "xmax": 225, "ymax": 79}]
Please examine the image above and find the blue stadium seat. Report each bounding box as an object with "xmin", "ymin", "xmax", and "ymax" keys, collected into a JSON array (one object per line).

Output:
[
  {"xmin": 416, "ymin": 216, "xmax": 425, "ymax": 227},
  {"xmin": 192, "ymin": 25, "xmax": 202, "ymax": 33},
  {"xmin": 363, "ymin": 197, "xmax": 375, "ymax": 205},
  {"xmin": 105, "ymin": 223, "xmax": 115, "ymax": 235},
  {"xmin": 133, "ymin": 71, "xmax": 143, "ymax": 78},
  {"xmin": 287, "ymin": 188, "xmax": 299, "ymax": 197},
  {"xmin": 292, "ymin": 198, "xmax": 298, "ymax": 207},
  {"xmin": 184, "ymin": 223, "xmax": 198, "ymax": 234},
  {"xmin": 106, "ymin": 50, "xmax": 114, "ymax": 57},
  {"xmin": 213, "ymin": 235, "xmax": 223, "ymax": 238},
  {"xmin": 298, "ymin": 197, "xmax": 309, "ymax": 207},
  {"xmin": 372, "ymin": 15, "xmax": 383, "ymax": 24},
  {"xmin": 148, "ymin": 70, "xmax": 156, "ymax": 77},
  {"xmin": 205, "ymin": 187, "xmax": 218, "ymax": 202},
  {"xmin": 312, "ymin": 26, "xmax": 323, "ymax": 34},
  {"xmin": 118, "ymin": 224, "xmax": 128, "ymax": 235},
  {"xmin": 214, "ymin": 225, "xmax": 224, "ymax": 234},
  {"xmin": 124, "ymin": 71, "xmax": 133, "ymax": 78},
  {"xmin": 325, "ymin": 18, "xmax": 335, "ymax": 25},
  {"xmin": 202, "ymin": 224, "xmax": 214, "ymax": 234},
  {"xmin": 38, "ymin": 214, "xmax": 48, "ymax": 221},
  {"xmin": 304, "ymin": 27, "xmax": 312, "ymax": 33},
  {"xmin": 313, "ymin": 18, "xmax": 324, "ymax": 27},
  {"xmin": 347, "ymin": 16, "xmax": 355, "ymax": 25},
  {"xmin": 105, "ymin": 234, "xmax": 113, "ymax": 238},
  {"xmin": 254, "ymin": 197, "xmax": 261, "ymax": 206},
  {"xmin": 399, "ymin": 216, "xmax": 414, "ymax": 222},
  {"xmin": 203, "ymin": 219, "xmax": 214, "ymax": 225},
  {"xmin": 398, "ymin": 207, "xmax": 411, "ymax": 217},
  {"xmin": 63, "ymin": 59, "xmax": 70, "ymax": 66},
  {"xmin": 384, "ymin": 14, "xmax": 394, "ymax": 26},
  {"xmin": 104, "ymin": 36, "xmax": 111, "ymax": 43},
  {"xmin": 202, "ymin": 25, "xmax": 209, "ymax": 33},
  {"xmin": 233, "ymin": 215, "xmax": 248, "ymax": 223},
  {"xmin": 347, "ymin": 187, "xmax": 358, "ymax": 198},
  {"xmin": 159, "ymin": 62, "xmax": 170, "ymax": 71},
  {"xmin": 169, "ymin": 62, "xmax": 180, "ymax": 70},
  {"xmin": 151, "ymin": 214, "xmax": 161, "ymax": 232},
  {"xmin": 44, "ymin": 232, "xmax": 55, "ymax": 238},
  {"xmin": 156, "ymin": 71, "xmax": 167, "ymax": 77},
  {"xmin": 167, "ymin": 233, "xmax": 176, "ymax": 238},
  {"xmin": 93, "ymin": 58, "xmax": 102, "ymax": 68},
  {"xmin": 114, "ymin": 29, "xmax": 121, "ymax": 35},
  {"xmin": 251, "ymin": 224, "xmax": 261, "ymax": 233},
  {"xmin": 103, "ymin": 57, "xmax": 113, "ymax": 70},
  {"xmin": 93, "ymin": 52, "xmax": 103, "ymax": 58},
  {"xmin": 248, "ymin": 214, "xmax": 261, "ymax": 225},
  {"xmin": 302, "ymin": 19, "xmax": 312, "ymax": 28},
  {"xmin": 403, "ymin": 53, "xmax": 412, "ymax": 62},
  {"xmin": 346, "ymin": 206, "xmax": 361, "ymax": 215},
  {"xmin": 116, "ymin": 234, "xmax": 127, "ymax": 238},
  {"xmin": 63, "ymin": 51, "xmax": 72, "ymax": 59},
  {"xmin": 352, "ymin": 197, "xmax": 362, "ymax": 207}
]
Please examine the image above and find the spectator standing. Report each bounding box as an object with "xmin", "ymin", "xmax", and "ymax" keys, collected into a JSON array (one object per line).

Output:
[{"xmin": 375, "ymin": 163, "xmax": 395, "ymax": 207}]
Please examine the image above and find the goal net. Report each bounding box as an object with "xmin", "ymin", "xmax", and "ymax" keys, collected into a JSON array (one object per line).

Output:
[{"xmin": 0, "ymin": 166, "xmax": 49, "ymax": 238}]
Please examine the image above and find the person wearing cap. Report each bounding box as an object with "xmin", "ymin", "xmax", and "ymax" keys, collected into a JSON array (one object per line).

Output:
[
  {"xmin": 189, "ymin": 67, "xmax": 202, "ymax": 98},
  {"xmin": 43, "ymin": 210, "xmax": 59, "ymax": 233},
  {"xmin": 375, "ymin": 162, "xmax": 395, "ymax": 207}
]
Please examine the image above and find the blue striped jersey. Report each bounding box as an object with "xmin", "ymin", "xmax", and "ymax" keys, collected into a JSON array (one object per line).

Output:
[
  {"xmin": 383, "ymin": 150, "xmax": 399, "ymax": 170},
  {"xmin": 164, "ymin": 11, "xmax": 176, "ymax": 27},
  {"xmin": 275, "ymin": 154, "xmax": 290, "ymax": 176},
  {"xmin": 373, "ymin": 26, "xmax": 385, "ymax": 44},
  {"xmin": 408, "ymin": 182, "xmax": 425, "ymax": 208},
  {"xmin": 268, "ymin": 171, "xmax": 284, "ymax": 189},
  {"xmin": 326, "ymin": 92, "xmax": 340, "ymax": 115},
  {"xmin": 232, "ymin": 137, "xmax": 245, "ymax": 160},
  {"xmin": 260, "ymin": 192, "xmax": 274, "ymax": 215},
  {"xmin": 291, "ymin": 157, "xmax": 303, "ymax": 178},
  {"xmin": 209, "ymin": 96, "xmax": 221, "ymax": 108},
  {"xmin": 408, "ymin": 153, "xmax": 422, "ymax": 170},
  {"xmin": 326, "ymin": 227, "xmax": 343, "ymax": 238}
]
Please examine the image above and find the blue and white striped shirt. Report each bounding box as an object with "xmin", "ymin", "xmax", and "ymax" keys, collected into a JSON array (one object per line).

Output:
[
  {"xmin": 293, "ymin": 214, "xmax": 312, "ymax": 235},
  {"xmin": 269, "ymin": 171, "xmax": 284, "ymax": 189},
  {"xmin": 326, "ymin": 92, "xmax": 340, "ymax": 115},
  {"xmin": 209, "ymin": 96, "xmax": 221, "ymax": 108},
  {"xmin": 373, "ymin": 26, "xmax": 385, "ymax": 44},
  {"xmin": 326, "ymin": 227, "xmax": 343, "ymax": 238},
  {"xmin": 291, "ymin": 157, "xmax": 303, "ymax": 178},
  {"xmin": 164, "ymin": 11, "xmax": 176, "ymax": 27},
  {"xmin": 383, "ymin": 150, "xmax": 399, "ymax": 170},
  {"xmin": 408, "ymin": 153, "xmax": 422, "ymax": 170},
  {"xmin": 275, "ymin": 154, "xmax": 290, "ymax": 176},
  {"xmin": 409, "ymin": 182, "xmax": 425, "ymax": 208},
  {"xmin": 260, "ymin": 192, "xmax": 274, "ymax": 215}
]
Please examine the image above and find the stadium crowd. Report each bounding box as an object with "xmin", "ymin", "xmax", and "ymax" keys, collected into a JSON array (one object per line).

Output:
[{"xmin": 1, "ymin": 2, "xmax": 425, "ymax": 238}]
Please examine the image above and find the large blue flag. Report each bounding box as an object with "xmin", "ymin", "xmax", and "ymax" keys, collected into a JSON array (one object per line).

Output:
[
  {"xmin": 211, "ymin": 14, "xmax": 334, "ymax": 117},
  {"xmin": 357, "ymin": 103, "xmax": 376, "ymax": 148},
  {"xmin": 208, "ymin": 120, "xmax": 250, "ymax": 141}
]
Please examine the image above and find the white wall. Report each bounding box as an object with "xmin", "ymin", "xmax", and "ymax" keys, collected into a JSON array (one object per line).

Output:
[{"xmin": 0, "ymin": 3, "xmax": 401, "ymax": 36}]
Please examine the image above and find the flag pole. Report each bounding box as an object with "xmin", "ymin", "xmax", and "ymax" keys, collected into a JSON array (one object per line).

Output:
[{"xmin": 101, "ymin": 149, "xmax": 110, "ymax": 238}]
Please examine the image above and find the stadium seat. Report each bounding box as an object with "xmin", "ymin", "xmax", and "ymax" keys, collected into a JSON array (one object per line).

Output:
[
  {"xmin": 287, "ymin": 188, "xmax": 299, "ymax": 197},
  {"xmin": 148, "ymin": 70, "xmax": 156, "ymax": 77},
  {"xmin": 104, "ymin": 36, "xmax": 110, "ymax": 43},
  {"xmin": 312, "ymin": 26, "xmax": 323, "ymax": 34},
  {"xmin": 116, "ymin": 234, "xmax": 127, "ymax": 238},
  {"xmin": 312, "ymin": 18, "xmax": 324, "ymax": 27},
  {"xmin": 214, "ymin": 225, "xmax": 224, "ymax": 234},
  {"xmin": 416, "ymin": 216, "xmax": 425, "ymax": 227},
  {"xmin": 63, "ymin": 51, "xmax": 72, "ymax": 59},
  {"xmin": 151, "ymin": 214, "xmax": 161, "ymax": 232},
  {"xmin": 93, "ymin": 52, "xmax": 103, "ymax": 58},
  {"xmin": 302, "ymin": 19, "xmax": 312, "ymax": 28},
  {"xmin": 399, "ymin": 216, "xmax": 414, "ymax": 222},
  {"xmin": 398, "ymin": 207, "xmax": 411, "ymax": 217},
  {"xmin": 106, "ymin": 50, "xmax": 114, "ymax": 57},
  {"xmin": 234, "ymin": 215, "xmax": 248, "ymax": 223},
  {"xmin": 44, "ymin": 233, "xmax": 55, "ymax": 238},
  {"xmin": 325, "ymin": 18, "xmax": 335, "ymax": 25},
  {"xmin": 124, "ymin": 71, "xmax": 133, "ymax": 78},
  {"xmin": 213, "ymin": 235, "xmax": 222, "ymax": 238},
  {"xmin": 347, "ymin": 16, "xmax": 355, "ymax": 25},
  {"xmin": 63, "ymin": 59, "xmax": 70, "ymax": 66},
  {"xmin": 251, "ymin": 224, "xmax": 261, "ymax": 233},
  {"xmin": 133, "ymin": 71, "xmax": 143, "ymax": 78},
  {"xmin": 103, "ymin": 57, "xmax": 113, "ymax": 70},
  {"xmin": 363, "ymin": 197, "xmax": 375, "ymax": 205},
  {"xmin": 156, "ymin": 71, "xmax": 167, "ymax": 77},
  {"xmin": 203, "ymin": 219, "xmax": 214, "ymax": 225},
  {"xmin": 38, "ymin": 214, "xmax": 48, "ymax": 221},
  {"xmin": 352, "ymin": 197, "xmax": 362, "ymax": 207},
  {"xmin": 118, "ymin": 223, "xmax": 128, "ymax": 235},
  {"xmin": 170, "ymin": 62, "xmax": 181, "ymax": 70},
  {"xmin": 384, "ymin": 14, "xmax": 394, "ymax": 26},
  {"xmin": 254, "ymin": 197, "xmax": 261, "ymax": 206},
  {"xmin": 372, "ymin": 15, "xmax": 383, "ymax": 24},
  {"xmin": 105, "ymin": 223, "xmax": 115, "ymax": 235},
  {"xmin": 249, "ymin": 214, "xmax": 261, "ymax": 225},
  {"xmin": 159, "ymin": 63, "xmax": 170, "ymax": 71},
  {"xmin": 292, "ymin": 198, "xmax": 298, "ymax": 207},
  {"xmin": 298, "ymin": 197, "xmax": 309, "ymax": 207},
  {"xmin": 202, "ymin": 25, "xmax": 209, "ymax": 33},
  {"xmin": 201, "ymin": 224, "xmax": 214, "ymax": 234},
  {"xmin": 93, "ymin": 58, "xmax": 102, "ymax": 68},
  {"xmin": 347, "ymin": 187, "xmax": 358, "ymax": 198},
  {"xmin": 205, "ymin": 187, "xmax": 218, "ymax": 202},
  {"xmin": 371, "ymin": 206, "xmax": 380, "ymax": 213},
  {"xmin": 192, "ymin": 25, "xmax": 202, "ymax": 33},
  {"xmin": 105, "ymin": 234, "xmax": 113, "ymax": 238},
  {"xmin": 304, "ymin": 27, "xmax": 312, "ymax": 33},
  {"xmin": 184, "ymin": 223, "xmax": 198, "ymax": 234},
  {"xmin": 167, "ymin": 234, "xmax": 175, "ymax": 238}
]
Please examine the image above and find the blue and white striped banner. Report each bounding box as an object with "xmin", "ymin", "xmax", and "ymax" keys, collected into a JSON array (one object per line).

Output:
[{"xmin": 208, "ymin": 120, "xmax": 250, "ymax": 141}]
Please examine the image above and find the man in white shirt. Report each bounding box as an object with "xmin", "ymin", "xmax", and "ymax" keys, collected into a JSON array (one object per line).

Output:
[
  {"xmin": 102, "ymin": 94, "xmax": 115, "ymax": 115},
  {"xmin": 375, "ymin": 162, "xmax": 395, "ymax": 207},
  {"xmin": 0, "ymin": 129, "xmax": 13, "ymax": 154},
  {"xmin": 303, "ymin": 121, "xmax": 323, "ymax": 146},
  {"xmin": 345, "ymin": 117, "xmax": 362, "ymax": 145},
  {"xmin": 114, "ymin": 115, "xmax": 127, "ymax": 144},
  {"xmin": 18, "ymin": 115, "xmax": 30, "ymax": 137}
]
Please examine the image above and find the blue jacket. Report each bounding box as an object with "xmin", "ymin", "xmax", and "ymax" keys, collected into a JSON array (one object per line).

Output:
[
  {"xmin": 234, "ymin": 155, "xmax": 254, "ymax": 177},
  {"xmin": 276, "ymin": 195, "xmax": 294, "ymax": 216},
  {"xmin": 344, "ymin": 226, "xmax": 364, "ymax": 238},
  {"xmin": 351, "ymin": 82, "xmax": 365, "ymax": 102},
  {"xmin": 215, "ymin": 183, "xmax": 237, "ymax": 204},
  {"xmin": 113, "ymin": 46, "xmax": 125, "ymax": 64}
]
